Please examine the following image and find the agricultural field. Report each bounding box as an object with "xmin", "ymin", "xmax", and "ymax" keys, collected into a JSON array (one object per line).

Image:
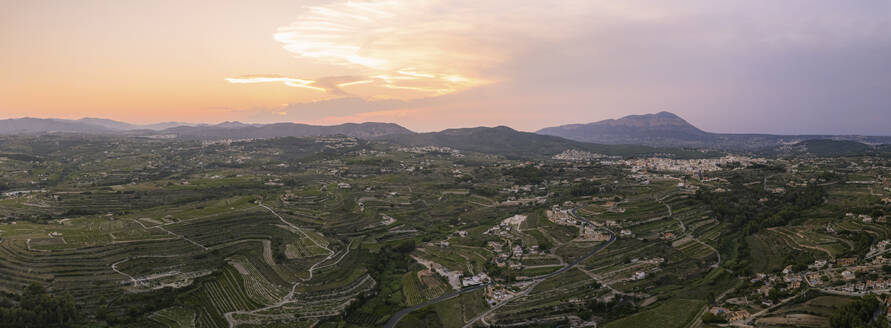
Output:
[
  {"xmin": 0, "ymin": 135, "xmax": 890, "ymax": 327},
  {"xmin": 603, "ymin": 298, "xmax": 706, "ymax": 328}
]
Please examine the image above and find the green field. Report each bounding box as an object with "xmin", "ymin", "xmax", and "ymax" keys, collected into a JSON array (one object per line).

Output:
[{"xmin": 604, "ymin": 299, "xmax": 706, "ymax": 328}]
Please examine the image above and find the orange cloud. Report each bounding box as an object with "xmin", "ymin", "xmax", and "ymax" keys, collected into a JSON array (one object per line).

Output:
[{"xmin": 227, "ymin": 0, "xmax": 503, "ymax": 100}]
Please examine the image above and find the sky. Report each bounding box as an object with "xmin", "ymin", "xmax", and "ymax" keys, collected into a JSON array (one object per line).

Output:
[{"xmin": 1, "ymin": 0, "xmax": 890, "ymax": 135}]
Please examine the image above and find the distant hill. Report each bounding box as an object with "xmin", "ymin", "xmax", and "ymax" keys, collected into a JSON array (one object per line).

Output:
[
  {"xmin": 159, "ymin": 122, "xmax": 413, "ymax": 140},
  {"xmin": 375, "ymin": 125, "xmax": 702, "ymax": 159},
  {"xmin": 0, "ymin": 118, "xmax": 195, "ymax": 134},
  {"xmin": 77, "ymin": 118, "xmax": 196, "ymax": 131},
  {"xmin": 765, "ymin": 139, "xmax": 879, "ymax": 157},
  {"xmin": 0, "ymin": 118, "xmax": 412, "ymax": 139},
  {"xmin": 537, "ymin": 112, "xmax": 891, "ymax": 149},
  {"xmin": 0, "ymin": 118, "xmax": 117, "ymax": 134}
]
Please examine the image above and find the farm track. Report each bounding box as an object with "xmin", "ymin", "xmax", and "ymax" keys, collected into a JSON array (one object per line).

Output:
[
  {"xmin": 223, "ymin": 203, "xmax": 337, "ymax": 328},
  {"xmin": 131, "ymin": 218, "xmax": 208, "ymax": 251},
  {"xmin": 768, "ymin": 227, "xmax": 835, "ymax": 259},
  {"xmin": 659, "ymin": 195, "xmax": 721, "ymax": 269}
]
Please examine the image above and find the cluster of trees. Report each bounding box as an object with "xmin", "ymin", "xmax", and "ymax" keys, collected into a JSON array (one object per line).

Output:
[
  {"xmin": 569, "ymin": 180, "xmax": 604, "ymax": 197},
  {"xmin": 701, "ymin": 312, "xmax": 727, "ymax": 324},
  {"xmin": 502, "ymin": 166, "xmax": 545, "ymax": 185},
  {"xmin": 696, "ymin": 184, "xmax": 826, "ymax": 235},
  {"xmin": 829, "ymin": 296, "xmax": 889, "ymax": 328},
  {"xmin": 577, "ymin": 296, "xmax": 636, "ymax": 321},
  {"xmin": 344, "ymin": 239, "xmax": 419, "ymax": 325},
  {"xmin": 0, "ymin": 284, "xmax": 78, "ymax": 328}
]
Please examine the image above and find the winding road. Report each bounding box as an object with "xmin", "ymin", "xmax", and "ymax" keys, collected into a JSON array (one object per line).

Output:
[{"xmin": 223, "ymin": 203, "xmax": 337, "ymax": 328}]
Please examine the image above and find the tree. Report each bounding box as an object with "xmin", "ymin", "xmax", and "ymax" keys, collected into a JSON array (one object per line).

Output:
[
  {"xmin": 830, "ymin": 296, "xmax": 889, "ymax": 328},
  {"xmin": 701, "ymin": 312, "xmax": 726, "ymax": 324},
  {"xmin": 0, "ymin": 283, "xmax": 79, "ymax": 328}
]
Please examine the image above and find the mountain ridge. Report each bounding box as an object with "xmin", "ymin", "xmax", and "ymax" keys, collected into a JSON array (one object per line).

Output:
[
  {"xmin": 537, "ymin": 112, "xmax": 891, "ymax": 149},
  {"xmin": 2, "ymin": 113, "xmax": 889, "ymax": 151},
  {"xmin": 160, "ymin": 122, "xmax": 413, "ymax": 139}
]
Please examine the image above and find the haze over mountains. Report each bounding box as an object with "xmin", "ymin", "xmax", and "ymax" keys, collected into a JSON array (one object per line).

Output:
[
  {"xmin": 0, "ymin": 118, "xmax": 193, "ymax": 134},
  {"xmin": 1, "ymin": 113, "xmax": 889, "ymax": 154}
]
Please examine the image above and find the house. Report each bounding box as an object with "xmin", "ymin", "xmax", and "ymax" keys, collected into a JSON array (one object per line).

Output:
[
  {"xmin": 837, "ymin": 257, "xmax": 857, "ymax": 267},
  {"xmin": 862, "ymin": 215, "xmax": 874, "ymax": 223},
  {"xmin": 806, "ymin": 272, "xmax": 823, "ymax": 286},
  {"xmin": 842, "ymin": 270, "xmax": 856, "ymax": 281},
  {"xmin": 462, "ymin": 273, "xmax": 490, "ymax": 287},
  {"xmin": 727, "ymin": 310, "xmax": 750, "ymax": 321},
  {"xmin": 709, "ymin": 307, "xmax": 729, "ymax": 316},
  {"xmin": 513, "ymin": 245, "xmax": 524, "ymax": 257},
  {"xmin": 633, "ymin": 271, "xmax": 646, "ymax": 280},
  {"xmin": 782, "ymin": 265, "xmax": 793, "ymax": 275},
  {"xmin": 592, "ymin": 232, "xmax": 611, "ymax": 241},
  {"xmin": 810, "ymin": 260, "xmax": 827, "ymax": 269},
  {"xmin": 758, "ymin": 285, "xmax": 770, "ymax": 296}
]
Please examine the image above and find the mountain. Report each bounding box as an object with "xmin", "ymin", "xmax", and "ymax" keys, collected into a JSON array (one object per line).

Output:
[
  {"xmin": 77, "ymin": 118, "xmax": 195, "ymax": 131},
  {"xmin": 537, "ymin": 112, "xmax": 711, "ymax": 146},
  {"xmin": 214, "ymin": 121, "xmax": 257, "ymax": 129},
  {"xmin": 76, "ymin": 118, "xmax": 138, "ymax": 130},
  {"xmin": 138, "ymin": 122, "xmax": 197, "ymax": 130},
  {"xmin": 537, "ymin": 112, "xmax": 891, "ymax": 149},
  {"xmin": 0, "ymin": 118, "xmax": 117, "ymax": 134},
  {"xmin": 375, "ymin": 125, "xmax": 705, "ymax": 159},
  {"xmin": 158, "ymin": 122, "xmax": 413, "ymax": 139}
]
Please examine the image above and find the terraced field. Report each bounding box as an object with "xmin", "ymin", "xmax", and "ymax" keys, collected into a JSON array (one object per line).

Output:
[
  {"xmin": 603, "ymin": 298, "xmax": 705, "ymax": 328},
  {"xmin": 150, "ymin": 306, "xmax": 197, "ymax": 328}
]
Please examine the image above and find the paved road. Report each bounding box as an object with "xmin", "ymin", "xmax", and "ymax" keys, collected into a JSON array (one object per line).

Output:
[{"xmin": 383, "ymin": 283, "xmax": 491, "ymax": 328}]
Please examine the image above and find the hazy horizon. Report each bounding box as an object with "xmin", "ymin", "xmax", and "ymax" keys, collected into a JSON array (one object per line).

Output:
[
  {"xmin": 3, "ymin": 1, "xmax": 890, "ymax": 135},
  {"xmin": 4, "ymin": 110, "xmax": 891, "ymax": 137}
]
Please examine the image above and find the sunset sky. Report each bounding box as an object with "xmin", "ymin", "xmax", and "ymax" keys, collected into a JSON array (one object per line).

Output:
[{"xmin": 1, "ymin": 1, "xmax": 890, "ymax": 134}]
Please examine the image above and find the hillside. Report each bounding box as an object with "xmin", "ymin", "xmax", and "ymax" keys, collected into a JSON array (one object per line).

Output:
[
  {"xmin": 376, "ymin": 125, "xmax": 702, "ymax": 159},
  {"xmin": 766, "ymin": 139, "xmax": 880, "ymax": 157}
]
